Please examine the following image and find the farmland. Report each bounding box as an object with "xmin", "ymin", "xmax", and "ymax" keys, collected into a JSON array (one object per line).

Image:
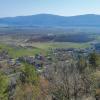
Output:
[{"xmin": 0, "ymin": 27, "xmax": 100, "ymax": 100}]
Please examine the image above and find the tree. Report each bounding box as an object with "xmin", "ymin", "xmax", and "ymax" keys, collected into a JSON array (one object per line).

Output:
[
  {"xmin": 0, "ymin": 72, "xmax": 9, "ymax": 100},
  {"xmin": 89, "ymin": 52, "xmax": 99, "ymax": 71},
  {"xmin": 45, "ymin": 60, "xmax": 92, "ymax": 100},
  {"xmin": 20, "ymin": 63, "xmax": 39, "ymax": 84},
  {"xmin": 14, "ymin": 63, "xmax": 42, "ymax": 100}
]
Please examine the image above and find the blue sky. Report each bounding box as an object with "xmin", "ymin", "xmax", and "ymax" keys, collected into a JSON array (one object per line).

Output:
[{"xmin": 0, "ymin": 0, "xmax": 100, "ymax": 17}]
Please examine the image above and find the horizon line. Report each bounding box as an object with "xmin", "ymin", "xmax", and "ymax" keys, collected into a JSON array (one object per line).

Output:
[{"xmin": 0, "ymin": 13, "xmax": 100, "ymax": 19}]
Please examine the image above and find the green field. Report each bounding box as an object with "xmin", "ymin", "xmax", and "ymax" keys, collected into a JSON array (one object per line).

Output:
[
  {"xmin": 0, "ymin": 42, "xmax": 91, "ymax": 58},
  {"xmin": 0, "ymin": 44, "xmax": 44, "ymax": 58},
  {"xmin": 30, "ymin": 42, "xmax": 91, "ymax": 49}
]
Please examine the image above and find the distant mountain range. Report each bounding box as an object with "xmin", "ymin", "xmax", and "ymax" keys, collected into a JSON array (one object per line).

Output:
[{"xmin": 0, "ymin": 14, "xmax": 100, "ymax": 27}]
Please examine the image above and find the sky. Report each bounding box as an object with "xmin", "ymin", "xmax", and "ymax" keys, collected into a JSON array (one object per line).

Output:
[{"xmin": 0, "ymin": 0, "xmax": 100, "ymax": 18}]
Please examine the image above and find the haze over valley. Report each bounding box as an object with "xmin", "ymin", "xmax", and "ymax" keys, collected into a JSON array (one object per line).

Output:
[{"xmin": 0, "ymin": 0, "xmax": 100, "ymax": 100}]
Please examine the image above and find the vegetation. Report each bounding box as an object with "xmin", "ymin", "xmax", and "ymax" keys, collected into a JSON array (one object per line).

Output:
[
  {"xmin": 0, "ymin": 44, "xmax": 43, "ymax": 58},
  {"xmin": 44, "ymin": 55, "xmax": 94, "ymax": 100},
  {"xmin": 20, "ymin": 63, "xmax": 39, "ymax": 84},
  {"xmin": 0, "ymin": 27, "xmax": 100, "ymax": 100},
  {"xmin": 0, "ymin": 72, "xmax": 9, "ymax": 100},
  {"xmin": 14, "ymin": 63, "xmax": 41, "ymax": 100}
]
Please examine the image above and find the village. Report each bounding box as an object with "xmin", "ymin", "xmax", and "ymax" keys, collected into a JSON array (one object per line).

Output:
[
  {"xmin": 0, "ymin": 42, "xmax": 99, "ymax": 100},
  {"xmin": 0, "ymin": 45, "xmax": 97, "ymax": 77}
]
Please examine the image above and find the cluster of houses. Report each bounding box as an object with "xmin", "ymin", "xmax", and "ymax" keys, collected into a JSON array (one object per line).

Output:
[
  {"xmin": 0, "ymin": 46, "xmax": 96, "ymax": 81},
  {"xmin": 18, "ymin": 54, "xmax": 45, "ymax": 69},
  {"xmin": 46, "ymin": 46, "xmax": 98, "ymax": 65},
  {"xmin": 0, "ymin": 46, "xmax": 96, "ymax": 74}
]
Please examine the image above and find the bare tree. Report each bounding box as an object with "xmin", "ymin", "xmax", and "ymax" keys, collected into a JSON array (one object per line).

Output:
[{"xmin": 44, "ymin": 59, "xmax": 92, "ymax": 100}]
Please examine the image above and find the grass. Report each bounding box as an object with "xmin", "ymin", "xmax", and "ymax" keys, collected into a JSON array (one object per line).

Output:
[
  {"xmin": 0, "ymin": 44, "xmax": 45, "ymax": 58},
  {"xmin": 0, "ymin": 41, "xmax": 91, "ymax": 58},
  {"xmin": 31, "ymin": 42, "xmax": 91, "ymax": 49}
]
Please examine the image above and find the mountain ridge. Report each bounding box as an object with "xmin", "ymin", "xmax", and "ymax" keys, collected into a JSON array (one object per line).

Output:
[{"xmin": 0, "ymin": 14, "xmax": 100, "ymax": 27}]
